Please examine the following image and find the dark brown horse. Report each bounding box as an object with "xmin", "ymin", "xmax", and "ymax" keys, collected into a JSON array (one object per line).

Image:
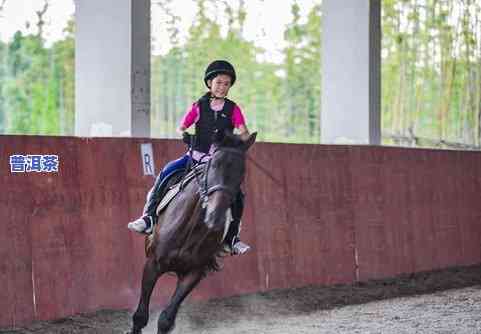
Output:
[{"xmin": 129, "ymin": 132, "xmax": 257, "ymax": 334}]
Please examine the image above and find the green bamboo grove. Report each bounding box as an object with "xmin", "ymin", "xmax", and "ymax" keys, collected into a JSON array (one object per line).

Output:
[{"xmin": 0, "ymin": 0, "xmax": 480, "ymax": 149}]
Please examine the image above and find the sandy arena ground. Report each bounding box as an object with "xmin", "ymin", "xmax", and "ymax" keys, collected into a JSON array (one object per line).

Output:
[{"xmin": 2, "ymin": 265, "xmax": 481, "ymax": 334}]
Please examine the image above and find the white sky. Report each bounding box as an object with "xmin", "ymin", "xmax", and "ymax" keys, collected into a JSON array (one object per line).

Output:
[
  {"xmin": 0, "ymin": 0, "xmax": 319, "ymax": 63},
  {"xmin": 0, "ymin": 0, "xmax": 75, "ymax": 43},
  {"xmin": 151, "ymin": 0, "xmax": 320, "ymax": 62}
]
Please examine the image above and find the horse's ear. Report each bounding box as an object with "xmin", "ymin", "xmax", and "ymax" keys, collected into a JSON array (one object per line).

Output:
[
  {"xmin": 243, "ymin": 132, "xmax": 257, "ymax": 151},
  {"xmin": 225, "ymin": 129, "xmax": 249, "ymax": 148}
]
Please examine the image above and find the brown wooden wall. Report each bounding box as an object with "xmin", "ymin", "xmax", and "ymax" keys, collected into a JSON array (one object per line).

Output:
[{"xmin": 1, "ymin": 135, "xmax": 480, "ymax": 328}]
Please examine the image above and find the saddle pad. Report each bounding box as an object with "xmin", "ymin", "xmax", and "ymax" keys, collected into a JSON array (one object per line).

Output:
[
  {"xmin": 155, "ymin": 168, "xmax": 202, "ymax": 216},
  {"xmin": 154, "ymin": 167, "xmax": 232, "ymax": 243}
]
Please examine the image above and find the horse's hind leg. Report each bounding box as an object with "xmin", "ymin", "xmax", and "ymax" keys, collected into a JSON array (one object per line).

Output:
[
  {"xmin": 157, "ymin": 270, "xmax": 205, "ymax": 334},
  {"xmin": 130, "ymin": 257, "xmax": 163, "ymax": 334}
]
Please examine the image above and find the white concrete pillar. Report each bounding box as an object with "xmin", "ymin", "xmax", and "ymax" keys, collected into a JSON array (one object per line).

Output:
[
  {"xmin": 74, "ymin": 0, "xmax": 150, "ymax": 137},
  {"xmin": 321, "ymin": 0, "xmax": 381, "ymax": 144}
]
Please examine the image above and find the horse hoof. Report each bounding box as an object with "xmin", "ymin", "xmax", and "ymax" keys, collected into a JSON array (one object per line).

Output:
[
  {"xmin": 158, "ymin": 311, "xmax": 176, "ymax": 334},
  {"xmin": 158, "ymin": 324, "xmax": 175, "ymax": 334}
]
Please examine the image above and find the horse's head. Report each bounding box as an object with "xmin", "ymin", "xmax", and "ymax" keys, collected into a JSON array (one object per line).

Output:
[{"xmin": 202, "ymin": 131, "xmax": 257, "ymax": 231}]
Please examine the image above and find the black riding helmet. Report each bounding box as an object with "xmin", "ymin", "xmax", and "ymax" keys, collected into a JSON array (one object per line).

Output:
[{"xmin": 204, "ymin": 60, "xmax": 236, "ymax": 88}]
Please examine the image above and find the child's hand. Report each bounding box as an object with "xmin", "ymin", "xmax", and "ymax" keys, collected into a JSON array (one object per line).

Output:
[{"xmin": 182, "ymin": 132, "xmax": 194, "ymax": 145}]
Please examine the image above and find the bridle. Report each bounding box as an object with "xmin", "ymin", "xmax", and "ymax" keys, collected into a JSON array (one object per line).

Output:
[{"xmin": 196, "ymin": 146, "xmax": 245, "ymax": 208}]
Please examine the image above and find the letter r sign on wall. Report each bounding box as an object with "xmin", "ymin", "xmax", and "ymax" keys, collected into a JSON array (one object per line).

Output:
[{"xmin": 140, "ymin": 143, "xmax": 155, "ymax": 176}]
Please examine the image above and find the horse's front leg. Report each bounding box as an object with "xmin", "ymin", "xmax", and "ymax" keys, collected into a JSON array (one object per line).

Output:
[
  {"xmin": 157, "ymin": 270, "xmax": 205, "ymax": 334},
  {"xmin": 130, "ymin": 257, "xmax": 163, "ymax": 334}
]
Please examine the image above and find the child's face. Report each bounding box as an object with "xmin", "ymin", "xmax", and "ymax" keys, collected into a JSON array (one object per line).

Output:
[{"xmin": 208, "ymin": 74, "xmax": 232, "ymax": 98}]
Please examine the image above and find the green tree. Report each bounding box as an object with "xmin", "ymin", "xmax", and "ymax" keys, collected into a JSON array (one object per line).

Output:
[
  {"xmin": 3, "ymin": 31, "xmax": 58, "ymax": 134},
  {"xmin": 151, "ymin": 0, "xmax": 323, "ymax": 143},
  {"xmin": 381, "ymin": 0, "xmax": 481, "ymax": 148},
  {"xmin": 151, "ymin": 0, "xmax": 284, "ymax": 142},
  {"xmin": 1, "ymin": 10, "xmax": 75, "ymax": 136},
  {"xmin": 51, "ymin": 18, "xmax": 75, "ymax": 135},
  {"xmin": 283, "ymin": 3, "xmax": 321, "ymax": 143},
  {"xmin": 0, "ymin": 40, "xmax": 7, "ymax": 133}
]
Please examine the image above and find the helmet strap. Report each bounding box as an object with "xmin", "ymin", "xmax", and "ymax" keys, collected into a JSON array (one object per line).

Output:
[{"xmin": 209, "ymin": 92, "xmax": 226, "ymax": 100}]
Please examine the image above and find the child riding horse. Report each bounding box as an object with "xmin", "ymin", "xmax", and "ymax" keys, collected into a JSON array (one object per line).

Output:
[
  {"xmin": 129, "ymin": 131, "xmax": 257, "ymax": 334},
  {"xmin": 128, "ymin": 60, "xmax": 251, "ymax": 255}
]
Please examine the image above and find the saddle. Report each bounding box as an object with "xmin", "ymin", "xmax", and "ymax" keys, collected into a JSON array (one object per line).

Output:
[
  {"xmin": 155, "ymin": 165, "xmax": 203, "ymax": 216},
  {"xmin": 154, "ymin": 163, "xmax": 233, "ymax": 242}
]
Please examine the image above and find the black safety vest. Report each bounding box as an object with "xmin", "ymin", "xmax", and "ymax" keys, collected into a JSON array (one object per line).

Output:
[{"xmin": 194, "ymin": 94, "xmax": 235, "ymax": 153}]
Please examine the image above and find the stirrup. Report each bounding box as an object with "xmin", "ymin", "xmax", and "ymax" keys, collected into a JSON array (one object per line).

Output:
[{"xmin": 231, "ymin": 240, "xmax": 250, "ymax": 255}]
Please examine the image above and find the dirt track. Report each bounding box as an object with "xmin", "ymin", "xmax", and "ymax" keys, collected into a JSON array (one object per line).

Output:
[{"xmin": 2, "ymin": 265, "xmax": 481, "ymax": 334}]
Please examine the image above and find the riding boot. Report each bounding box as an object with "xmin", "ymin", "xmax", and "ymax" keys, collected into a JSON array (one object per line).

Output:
[
  {"xmin": 143, "ymin": 172, "xmax": 165, "ymax": 218},
  {"xmin": 224, "ymin": 191, "xmax": 250, "ymax": 255},
  {"xmin": 128, "ymin": 155, "xmax": 192, "ymax": 234},
  {"xmin": 127, "ymin": 172, "xmax": 165, "ymax": 234}
]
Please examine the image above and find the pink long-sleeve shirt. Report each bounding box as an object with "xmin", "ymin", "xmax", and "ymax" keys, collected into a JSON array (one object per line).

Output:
[
  {"xmin": 181, "ymin": 101, "xmax": 246, "ymax": 129},
  {"xmin": 180, "ymin": 100, "xmax": 247, "ymax": 162}
]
